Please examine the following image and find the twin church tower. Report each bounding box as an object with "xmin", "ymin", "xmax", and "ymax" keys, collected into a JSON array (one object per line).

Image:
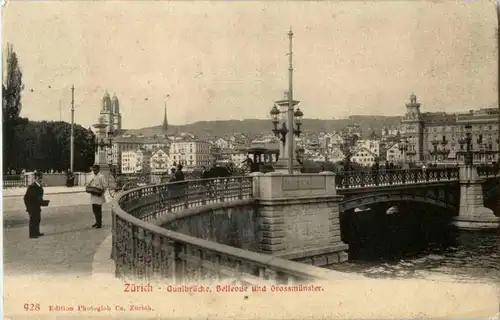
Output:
[
  {"xmin": 99, "ymin": 91, "xmax": 122, "ymax": 132},
  {"xmin": 98, "ymin": 91, "xmax": 169, "ymax": 133}
]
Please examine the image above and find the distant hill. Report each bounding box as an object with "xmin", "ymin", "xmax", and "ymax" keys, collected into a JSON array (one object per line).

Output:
[{"xmin": 126, "ymin": 115, "xmax": 402, "ymax": 139}]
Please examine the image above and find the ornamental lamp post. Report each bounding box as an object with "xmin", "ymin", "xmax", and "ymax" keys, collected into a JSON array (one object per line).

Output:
[
  {"xmin": 294, "ymin": 107, "xmax": 304, "ymax": 135},
  {"xmin": 269, "ymin": 98, "xmax": 304, "ymax": 173},
  {"xmin": 398, "ymin": 138, "xmax": 409, "ymax": 168},
  {"xmin": 92, "ymin": 116, "xmax": 114, "ymax": 177},
  {"xmin": 269, "ymin": 28, "xmax": 304, "ymax": 174},
  {"xmin": 459, "ymin": 124, "xmax": 473, "ymax": 166}
]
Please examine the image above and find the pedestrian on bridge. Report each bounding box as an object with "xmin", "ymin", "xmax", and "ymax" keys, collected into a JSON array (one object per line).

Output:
[
  {"xmin": 86, "ymin": 165, "xmax": 107, "ymax": 229},
  {"xmin": 23, "ymin": 171, "xmax": 47, "ymax": 239}
]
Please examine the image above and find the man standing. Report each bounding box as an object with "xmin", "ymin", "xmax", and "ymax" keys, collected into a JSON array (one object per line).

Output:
[
  {"xmin": 175, "ymin": 163, "xmax": 185, "ymax": 182},
  {"xmin": 23, "ymin": 171, "xmax": 45, "ymax": 239},
  {"xmin": 87, "ymin": 164, "xmax": 107, "ymax": 229}
]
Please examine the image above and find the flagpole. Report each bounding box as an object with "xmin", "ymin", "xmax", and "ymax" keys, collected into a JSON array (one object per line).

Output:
[{"xmin": 70, "ymin": 85, "xmax": 75, "ymax": 173}]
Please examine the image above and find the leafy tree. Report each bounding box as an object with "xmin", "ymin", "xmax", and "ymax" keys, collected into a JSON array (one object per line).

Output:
[
  {"xmin": 369, "ymin": 130, "xmax": 379, "ymax": 140},
  {"xmin": 12, "ymin": 121, "xmax": 95, "ymax": 172},
  {"xmin": 339, "ymin": 129, "xmax": 359, "ymax": 170},
  {"xmin": 3, "ymin": 43, "xmax": 24, "ymax": 173}
]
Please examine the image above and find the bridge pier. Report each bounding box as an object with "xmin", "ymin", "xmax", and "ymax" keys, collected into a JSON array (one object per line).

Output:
[
  {"xmin": 251, "ymin": 171, "xmax": 348, "ymax": 267},
  {"xmin": 452, "ymin": 165, "xmax": 499, "ymax": 230}
]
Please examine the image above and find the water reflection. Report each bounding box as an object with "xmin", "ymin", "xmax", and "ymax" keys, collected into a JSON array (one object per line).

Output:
[{"xmin": 333, "ymin": 205, "xmax": 500, "ymax": 282}]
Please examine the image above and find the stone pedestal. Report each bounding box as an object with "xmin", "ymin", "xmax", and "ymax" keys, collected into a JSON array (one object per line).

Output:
[
  {"xmin": 452, "ymin": 165, "xmax": 499, "ymax": 230},
  {"xmin": 272, "ymin": 158, "xmax": 302, "ymax": 174},
  {"xmin": 252, "ymin": 171, "xmax": 348, "ymax": 266}
]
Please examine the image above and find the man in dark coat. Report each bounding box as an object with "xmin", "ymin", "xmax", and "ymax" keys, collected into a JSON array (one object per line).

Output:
[
  {"xmin": 175, "ymin": 163, "xmax": 185, "ymax": 182},
  {"xmin": 23, "ymin": 171, "xmax": 45, "ymax": 239}
]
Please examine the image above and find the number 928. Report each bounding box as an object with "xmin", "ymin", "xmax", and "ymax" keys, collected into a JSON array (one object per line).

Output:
[{"xmin": 24, "ymin": 303, "xmax": 40, "ymax": 311}]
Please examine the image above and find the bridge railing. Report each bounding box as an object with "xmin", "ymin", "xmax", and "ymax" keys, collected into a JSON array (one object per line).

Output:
[
  {"xmin": 112, "ymin": 176, "xmax": 341, "ymax": 284},
  {"xmin": 476, "ymin": 165, "xmax": 499, "ymax": 178},
  {"xmin": 335, "ymin": 167, "xmax": 459, "ymax": 190}
]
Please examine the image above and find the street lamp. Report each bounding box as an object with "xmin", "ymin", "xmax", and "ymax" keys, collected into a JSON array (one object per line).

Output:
[
  {"xmin": 270, "ymin": 104, "xmax": 303, "ymax": 142},
  {"xmin": 294, "ymin": 107, "xmax": 303, "ymax": 136},
  {"xmin": 267, "ymin": 28, "xmax": 304, "ymax": 174},
  {"xmin": 398, "ymin": 138, "xmax": 409, "ymax": 166},
  {"xmin": 95, "ymin": 130, "xmax": 113, "ymax": 152}
]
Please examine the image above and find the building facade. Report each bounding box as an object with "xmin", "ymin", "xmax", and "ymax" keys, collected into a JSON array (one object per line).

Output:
[
  {"xmin": 112, "ymin": 135, "xmax": 170, "ymax": 172},
  {"xmin": 400, "ymin": 93, "xmax": 499, "ymax": 164},
  {"xmin": 351, "ymin": 147, "xmax": 377, "ymax": 167},
  {"xmin": 385, "ymin": 142, "xmax": 403, "ymax": 163},
  {"xmin": 150, "ymin": 148, "xmax": 171, "ymax": 173},
  {"xmin": 121, "ymin": 149, "xmax": 152, "ymax": 174},
  {"xmin": 169, "ymin": 138, "xmax": 212, "ymax": 171}
]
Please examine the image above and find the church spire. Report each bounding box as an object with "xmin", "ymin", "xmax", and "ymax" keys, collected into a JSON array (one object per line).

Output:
[{"xmin": 162, "ymin": 101, "xmax": 168, "ymax": 132}]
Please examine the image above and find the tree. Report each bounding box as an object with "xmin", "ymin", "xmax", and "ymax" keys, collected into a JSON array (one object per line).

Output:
[
  {"xmin": 339, "ymin": 129, "xmax": 359, "ymax": 170},
  {"xmin": 12, "ymin": 120, "xmax": 95, "ymax": 172},
  {"xmin": 369, "ymin": 130, "xmax": 379, "ymax": 140},
  {"xmin": 3, "ymin": 43, "xmax": 24, "ymax": 173}
]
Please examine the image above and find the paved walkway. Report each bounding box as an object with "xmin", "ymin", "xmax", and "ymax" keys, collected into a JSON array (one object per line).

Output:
[
  {"xmin": 3, "ymin": 186, "xmax": 86, "ymax": 197},
  {"xmin": 3, "ymin": 187, "xmax": 106, "ymax": 212},
  {"xmin": 4, "ymin": 202, "xmax": 112, "ymax": 276}
]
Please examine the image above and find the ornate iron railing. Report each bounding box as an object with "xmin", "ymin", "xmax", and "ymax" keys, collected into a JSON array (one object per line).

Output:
[
  {"xmin": 335, "ymin": 167, "xmax": 460, "ymax": 190},
  {"xmin": 3, "ymin": 174, "xmax": 30, "ymax": 188},
  {"xmin": 112, "ymin": 176, "xmax": 341, "ymax": 284},
  {"xmin": 476, "ymin": 165, "xmax": 499, "ymax": 178}
]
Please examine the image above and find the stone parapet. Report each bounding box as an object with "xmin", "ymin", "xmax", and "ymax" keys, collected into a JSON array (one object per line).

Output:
[{"xmin": 252, "ymin": 171, "xmax": 348, "ymax": 266}]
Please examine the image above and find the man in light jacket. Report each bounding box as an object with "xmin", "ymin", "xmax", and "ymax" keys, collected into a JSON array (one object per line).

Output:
[{"xmin": 88, "ymin": 164, "xmax": 107, "ymax": 229}]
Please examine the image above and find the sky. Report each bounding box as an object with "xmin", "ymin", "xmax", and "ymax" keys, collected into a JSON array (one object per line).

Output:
[{"xmin": 2, "ymin": 1, "xmax": 499, "ymax": 129}]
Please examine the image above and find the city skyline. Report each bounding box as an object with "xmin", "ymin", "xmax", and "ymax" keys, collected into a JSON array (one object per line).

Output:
[{"xmin": 3, "ymin": 1, "xmax": 498, "ymax": 129}]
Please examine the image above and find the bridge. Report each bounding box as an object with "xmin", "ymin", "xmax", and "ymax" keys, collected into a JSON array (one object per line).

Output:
[
  {"xmin": 110, "ymin": 164, "xmax": 500, "ymax": 285},
  {"xmin": 335, "ymin": 166, "xmax": 500, "ymax": 226}
]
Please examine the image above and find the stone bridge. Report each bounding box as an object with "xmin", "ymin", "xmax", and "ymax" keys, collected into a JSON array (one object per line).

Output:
[
  {"xmin": 334, "ymin": 166, "xmax": 500, "ymax": 229},
  {"xmin": 110, "ymin": 165, "xmax": 499, "ymax": 285}
]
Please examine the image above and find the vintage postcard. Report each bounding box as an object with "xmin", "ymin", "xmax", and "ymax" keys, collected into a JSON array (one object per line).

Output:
[{"xmin": 2, "ymin": 0, "xmax": 499, "ymax": 319}]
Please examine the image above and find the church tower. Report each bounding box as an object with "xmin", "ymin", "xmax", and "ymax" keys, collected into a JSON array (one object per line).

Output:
[
  {"xmin": 111, "ymin": 93, "xmax": 122, "ymax": 131},
  {"xmin": 162, "ymin": 102, "xmax": 168, "ymax": 132},
  {"xmin": 100, "ymin": 91, "xmax": 113, "ymax": 133},
  {"xmin": 99, "ymin": 90, "xmax": 122, "ymax": 133},
  {"xmin": 401, "ymin": 93, "xmax": 425, "ymax": 163}
]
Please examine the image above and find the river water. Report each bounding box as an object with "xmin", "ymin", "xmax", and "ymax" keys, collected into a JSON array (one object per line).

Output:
[{"xmin": 330, "ymin": 206, "xmax": 500, "ymax": 283}]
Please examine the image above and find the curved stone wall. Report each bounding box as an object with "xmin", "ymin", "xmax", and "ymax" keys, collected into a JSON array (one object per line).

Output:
[{"xmin": 158, "ymin": 200, "xmax": 260, "ymax": 252}]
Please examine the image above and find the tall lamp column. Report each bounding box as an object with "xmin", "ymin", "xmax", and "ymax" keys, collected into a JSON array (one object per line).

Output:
[{"xmin": 268, "ymin": 28, "xmax": 304, "ymax": 174}]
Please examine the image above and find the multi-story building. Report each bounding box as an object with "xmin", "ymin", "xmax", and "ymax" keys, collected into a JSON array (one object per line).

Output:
[
  {"xmin": 356, "ymin": 139, "xmax": 380, "ymax": 158},
  {"xmin": 400, "ymin": 93, "xmax": 499, "ymax": 164},
  {"xmin": 327, "ymin": 147, "xmax": 345, "ymax": 163},
  {"xmin": 121, "ymin": 148, "xmax": 152, "ymax": 174},
  {"xmin": 150, "ymin": 148, "xmax": 171, "ymax": 173},
  {"xmin": 384, "ymin": 142, "xmax": 403, "ymax": 163},
  {"xmin": 214, "ymin": 138, "xmax": 232, "ymax": 150},
  {"xmin": 169, "ymin": 138, "xmax": 212, "ymax": 171},
  {"xmin": 351, "ymin": 147, "xmax": 377, "ymax": 166},
  {"xmin": 381, "ymin": 126, "xmax": 400, "ymax": 140},
  {"xmin": 229, "ymin": 149, "xmax": 248, "ymax": 168},
  {"xmin": 94, "ymin": 92, "xmax": 175, "ymax": 172},
  {"xmin": 111, "ymin": 135, "xmax": 170, "ymax": 172}
]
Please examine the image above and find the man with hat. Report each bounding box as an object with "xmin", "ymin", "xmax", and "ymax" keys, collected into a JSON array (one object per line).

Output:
[
  {"xmin": 87, "ymin": 164, "xmax": 107, "ymax": 229},
  {"xmin": 23, "ymin": 171, "xmax": 46, "ymax": 239}
]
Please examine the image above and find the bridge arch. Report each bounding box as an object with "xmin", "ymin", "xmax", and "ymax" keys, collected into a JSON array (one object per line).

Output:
[{"xmin": 340, "ymin": 193, "xmax": 457, "ymax": 212}]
